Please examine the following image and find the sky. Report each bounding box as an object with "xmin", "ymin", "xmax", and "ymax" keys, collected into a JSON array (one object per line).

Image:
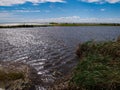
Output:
[{"xmin": 0, "ymin": 0, "xmax": 120, "ymax": 23}]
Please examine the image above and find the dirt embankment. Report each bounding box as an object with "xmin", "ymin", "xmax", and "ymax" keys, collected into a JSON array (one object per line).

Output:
[{"xmin": 0, "ymin": 61, "xmax": 41, "ymax": 90}]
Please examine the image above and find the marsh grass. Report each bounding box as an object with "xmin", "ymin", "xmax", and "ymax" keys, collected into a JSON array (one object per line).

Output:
[{"xmin": 71, "ymin": 40, "xmax": 120, "ymax": 90}]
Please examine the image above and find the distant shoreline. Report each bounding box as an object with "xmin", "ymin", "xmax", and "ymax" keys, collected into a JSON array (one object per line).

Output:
[
  {"xmin": 0, "ymin": 23, "xmax": 120, "ymax": 28},
  {"xmin": 50, "ymin": 23, "xmax": 120, "ymax": 26},
  {"xmin": 0, "ymin": 24, "xmax": 50, "ymax": 28}
]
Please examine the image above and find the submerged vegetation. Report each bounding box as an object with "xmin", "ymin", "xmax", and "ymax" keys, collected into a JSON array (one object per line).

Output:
[{"xmin": 70, "ymin": 39, "xmax": 120, "ymax": 90}]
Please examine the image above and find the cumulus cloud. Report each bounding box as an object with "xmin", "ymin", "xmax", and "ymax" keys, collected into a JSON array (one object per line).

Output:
[
  {"xmin": 80, "ymin": 0, "xmax": 120, "ymax": 3},
  {"xmin": 0, "ymin": 0, "xmax": 65, "ymax": 6},
  {"xmin": 81, "ymin": 0, "xmax": 100, "ymax": 3}
]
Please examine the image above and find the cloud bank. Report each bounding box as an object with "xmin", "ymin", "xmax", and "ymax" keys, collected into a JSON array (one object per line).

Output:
[
  {"xmin": 0, "ymin": 0, "xmax": 65, "ymax": 6},
  {"xmin": 0, "ymin": 0, "xmax": 119, "ymax": 6},
  {"xmin": 81, "ymin": 0, "xmax": 120, "ymax": 3},
  {"xmin": 37, "ymin": 16, "xmax": 120, "ymax": 23},
  {"xmin": 0, "ymin": 13, "xmax": 120, "ymax": 23}
]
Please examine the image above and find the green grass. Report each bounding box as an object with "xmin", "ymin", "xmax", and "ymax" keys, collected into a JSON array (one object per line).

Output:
[{"xmin": 71, "ymin": 40, "xmax": 120, "ymax": 90}]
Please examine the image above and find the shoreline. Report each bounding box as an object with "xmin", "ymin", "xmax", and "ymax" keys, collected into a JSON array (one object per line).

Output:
[
  {"xmin": 0, "ymin": 23, "xmax": 120, "ymax": 28},
  {"xmin": 51, "ymin": 37, "xmax": 120, "ymax": 90},
  {"xmin": 0, "ymin": 61, "xmax": 40, "ymax": 90}
]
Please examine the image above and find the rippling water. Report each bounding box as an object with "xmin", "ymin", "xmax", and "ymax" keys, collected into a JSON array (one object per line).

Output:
[{"xmin": 0, "ymin": 26, "xmax": 120, "ymax": 89}]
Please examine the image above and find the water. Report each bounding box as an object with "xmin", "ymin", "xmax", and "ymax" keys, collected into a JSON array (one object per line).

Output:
[{"xmin": 0, "ymin": 26, "xmax": 120, "ymax": 89}]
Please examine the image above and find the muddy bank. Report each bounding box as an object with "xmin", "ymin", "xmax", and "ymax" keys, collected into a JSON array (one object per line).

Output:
[
  {"xmin": 0, "ymin": 60, "xmax": 76, "ymax": 90},
  {"xmin": 0, "ymin": 61, "xmax": 72, "ymax": 90},
  {"xmin": 0, "ymin": 61, "xmax": 42, "ymax": 90}
]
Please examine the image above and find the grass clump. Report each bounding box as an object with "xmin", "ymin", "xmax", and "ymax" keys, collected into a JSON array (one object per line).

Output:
[
  {"xmin": 71, "ymin": 40, "xmax": 120, "ymax": 90},
  {"xmin": 0, "ymin": 63, "xmax": 37, "ymax": 90},
  {"xmin": 0, "ymin": 70, "xmax": 24, "ymax": 82}
]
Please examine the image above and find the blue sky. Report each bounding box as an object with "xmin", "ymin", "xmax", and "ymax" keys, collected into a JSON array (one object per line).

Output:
[{"xmin": 0, "ymin": 0, "xmax": 120, "ymax": 23}]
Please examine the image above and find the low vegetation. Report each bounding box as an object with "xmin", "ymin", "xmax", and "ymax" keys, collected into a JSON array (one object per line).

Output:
[
  {"xmin": 70, "ymin": 39, "xmax": 120, "ymax": 90},
  {"xmin": 0, "ymin": 70, "xmax": 24, "ymax": 81},
  {"xmin": 0, "ymin": 62, "xmax": 38, "ymax": 90},
  {"xmin": 50, "ymin": 22, "xmax": 120, "ymax": 26}
]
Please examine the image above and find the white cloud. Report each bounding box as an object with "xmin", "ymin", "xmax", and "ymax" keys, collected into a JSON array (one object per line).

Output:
[
  {"xmin": 106, "ymin": 0, "xmax": 120, "ymax": 3},
  {"xmin": 81, "ymin": 0, "xmax": 100, "ymax": 3},
  {"xmin": 80, "ymin": 0, "xmax": 120, "ymax": 3},
  {"xmin": 0, "ymin": 9, "xmax": 41, "ymax": 13},
  {"xmin": 0, "ymin": 0, "xmax": 65, "ymax": 6},
  {"xmin": 0, "ymin": 14, "xmax": 120, "ymax": 23},
  {"xmin": 13, "ymin": 10, "xmax": 41, "ymax": 12}
]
